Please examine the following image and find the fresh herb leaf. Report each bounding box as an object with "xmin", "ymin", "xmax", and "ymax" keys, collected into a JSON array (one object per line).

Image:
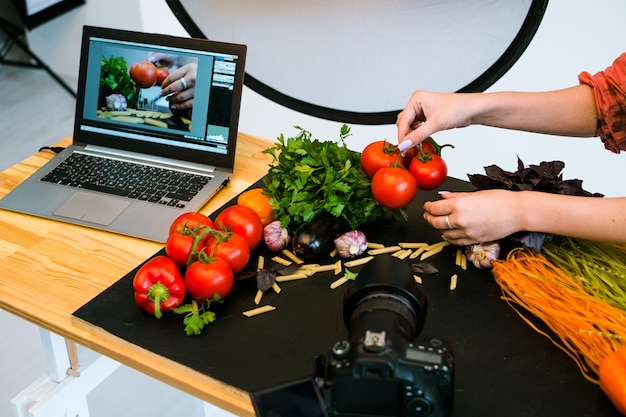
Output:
[
  {"xmin": 468, "ymin": 157, "xmax": 603, "ymax": 197},
  {"xmin": 410, "ymin": 262, "xmax": 439, "ymax": 275},
  {"xmin": 173, "ymin": 298, "xmax": 220, "ymax": 336},
  {"xmin": 99, "ymin": 55, "xmax": 138, "ymax": 106},
  {"xmin": 263, "ymin": 125, "xmax": 405, "ymax": 231}
]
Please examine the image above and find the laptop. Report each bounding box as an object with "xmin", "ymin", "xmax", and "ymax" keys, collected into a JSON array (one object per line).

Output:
[{"xmin": 0, "ymin": 25, "xmax": 247, "ymax": 242}]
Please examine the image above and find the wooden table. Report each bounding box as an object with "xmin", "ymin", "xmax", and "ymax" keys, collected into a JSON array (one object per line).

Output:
[{"xmin": 0, "ymin": 132, "xmax": 274, "ymax": 416}]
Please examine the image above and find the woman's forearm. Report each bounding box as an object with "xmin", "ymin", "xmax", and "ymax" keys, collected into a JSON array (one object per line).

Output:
[
  {"xmin": 471, "ymin": 85, "xmax": 598, "ymax": 138},
  {"xmin": 517, "ymin": 192, "xmax": 626, "ymax": 243}
]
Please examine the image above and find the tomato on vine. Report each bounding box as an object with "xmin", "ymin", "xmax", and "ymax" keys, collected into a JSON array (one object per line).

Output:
[
  {"xmin": 408, "ymin": 151, "xmax": 448, "ymax": 191},
  {"xmin": 360, "ymin": 140, "xmax": 405, "ymax": 178},
  {"xmin": 371, "ymin": 166, "xmax": 417, "ymax": 209},
  {"xmin": 185, "ymin": 257, "xmax": 234, "ymax": 301},
  {"xmin": 169, "ymin": 212, "xmax": 214, "ymax": 236},
  {"xmin": 204, "ymin": 231, "xmax": 250, "ymax": 274}
]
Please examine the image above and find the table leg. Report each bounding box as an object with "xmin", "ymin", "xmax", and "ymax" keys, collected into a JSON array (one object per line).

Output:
[{"xmin": 10, "ymin": 330, "xmax": 120, "ymax": 417}]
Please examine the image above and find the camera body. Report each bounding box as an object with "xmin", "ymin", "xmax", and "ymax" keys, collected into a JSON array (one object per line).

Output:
[
  {"xmin": 315, "ymin": 256, "xmax": 454, "ymax": 417},
  {"xmin": 251, "ymin": 256, "xmax": 455, "ymax": 417}
]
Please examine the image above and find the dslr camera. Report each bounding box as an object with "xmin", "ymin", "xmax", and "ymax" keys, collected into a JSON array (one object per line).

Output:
[{"xmin": 252, "ymin": 256, "xmax": 454, "ymax": 417}]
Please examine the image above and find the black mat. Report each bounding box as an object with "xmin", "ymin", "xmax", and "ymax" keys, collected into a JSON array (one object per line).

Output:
[{"xmin": 73, "ymin": 176, "xmax": 619, "ymax": 416}]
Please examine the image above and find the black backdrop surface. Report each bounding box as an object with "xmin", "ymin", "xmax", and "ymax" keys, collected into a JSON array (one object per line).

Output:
[{"xmin": 74, "ymin": 176, "xmax": 619, "ymax": 416}]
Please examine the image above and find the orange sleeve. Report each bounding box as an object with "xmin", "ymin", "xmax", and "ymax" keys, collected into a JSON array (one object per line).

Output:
[{"xmin": 579, "ymin": 53, "xmax": 626, "ymax": 153}]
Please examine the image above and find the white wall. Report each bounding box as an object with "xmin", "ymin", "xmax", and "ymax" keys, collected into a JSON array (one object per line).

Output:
[{"xmin": 23, "ymin": 0, "xmax": 626, "ymax": 197}]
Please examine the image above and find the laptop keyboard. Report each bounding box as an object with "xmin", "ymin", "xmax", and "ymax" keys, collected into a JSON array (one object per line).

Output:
[{"xmin": 40, "ymin": 153, "xmax": 211, "ymax": 209}]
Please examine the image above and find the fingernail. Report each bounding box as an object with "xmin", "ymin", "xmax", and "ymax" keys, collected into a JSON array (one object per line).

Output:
[
  {"xmin": 398, "ymin": 139, "xmax": 414, "ymax": 152},
  {"xmin": 438, "ymin": 190, "xmax": 450, "ymax": 195}
]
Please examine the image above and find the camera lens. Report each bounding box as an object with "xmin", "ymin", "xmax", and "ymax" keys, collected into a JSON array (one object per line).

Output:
[{"xmin": 343, "ymin": 256, "xmax": 427, "ymax": 343}]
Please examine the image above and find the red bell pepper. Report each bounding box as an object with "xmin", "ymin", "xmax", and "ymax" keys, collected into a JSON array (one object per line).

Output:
[
  {"xmin": 133, "ymin": 255, "xmax": 186, "ymax": 318},
  {"xmin": 600, "ymin": 345, "xmax": 626, "ymax": 415}
]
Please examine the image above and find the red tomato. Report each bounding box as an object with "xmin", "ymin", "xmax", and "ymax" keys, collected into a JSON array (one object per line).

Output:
[
  {"xmin": 130, "ymin": 61, "xmax": 158, "ymax": 89},
  {"xmin": 204, "ymin": 232, "xmax": 250, "ymax": 274},
  {"xmin": 408, "ymin": 153, "xmax": 448, "ymax": 191},
  {"xmin": 165, "ymin": 232, "xmax": 197, "ymax": 268},
  {"xmin": 169, "ymin": 212, "xmax": 214, "ymax": 236},
  {"xmin": 185, "ymin": 258, "xmax": 234, "ymax": 301},
  {"xmin": 214, "ymin": 205, "xmax": 263, "ymax": 250},
  {"xmin": 371, "ymin": 167, "xmax": 417, "ymax": 209},
  {"xmin": 155, "ymin": 67, "xmax": 169, "ymax": 86},
  {"xmin": 360, "ymin": 140, "xmax": 404, "ymax": 178}
]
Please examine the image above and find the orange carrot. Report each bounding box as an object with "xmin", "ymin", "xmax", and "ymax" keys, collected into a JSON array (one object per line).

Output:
[{"xmin": 599, "ymin": 346, "xmax": 626, "ymax": 414}]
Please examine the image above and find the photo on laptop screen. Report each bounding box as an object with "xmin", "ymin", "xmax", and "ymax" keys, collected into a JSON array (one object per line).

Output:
[{"xmin": 79, "ymin": 30, "xmax": 242, "ymax": 167}]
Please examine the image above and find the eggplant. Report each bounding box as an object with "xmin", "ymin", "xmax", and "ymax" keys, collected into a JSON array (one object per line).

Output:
[{"xmin": 292, "ymin": 212, "xmax": 350, "ymax": 259}]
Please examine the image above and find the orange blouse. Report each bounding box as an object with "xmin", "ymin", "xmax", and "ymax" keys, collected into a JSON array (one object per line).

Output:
[{"xmin": 579, "ymin": 53, "xmax": 626, "ymax": 153}]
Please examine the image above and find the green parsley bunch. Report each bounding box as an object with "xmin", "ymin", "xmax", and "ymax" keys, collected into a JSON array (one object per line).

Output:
[{"xmin": 263, "ymin": 125, "xmax": 404, "ymax": 231}]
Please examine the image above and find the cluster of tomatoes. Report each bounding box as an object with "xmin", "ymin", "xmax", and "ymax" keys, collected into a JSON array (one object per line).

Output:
[
  {"xmin": 360, "ymin": 138, "xmax": 450, "ymax": 209},
  {"xmin": 129, "ymin": 61, "xmax": 169, "ymax": 89},
  {"xmin": 133, "ymin": 193, "xmax": 271, "ymax": 318}
]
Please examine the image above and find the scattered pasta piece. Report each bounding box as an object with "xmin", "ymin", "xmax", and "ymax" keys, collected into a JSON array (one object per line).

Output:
[
  {"xmin": 310, "ymin": 261, "xmax": 342, "ymax": 274},
  {"xmin": 368, "ymin": 245, "xmax": 401, "ymax": 256},
  {"xmin": 399, "ymin": 242, "xmax": 428, "ymax": 249},
  {"xmin": 367, "ymin": 242, "xmax": 385, "ymax": 249},
  {"xmin": 272, "ymin": 282, "xmax": 281, "ymax": 294},
  {"xmin": 409, "ymin": 247, "xmax": 427, "ymax": 259},
  {"xmin": 392, "ymin": 248, "xmax": 413, "ymax": 260},
  {"xmin": 271, "ymin": 256, "xmax": 292, "ymax": 266},
  {"xmin": 344, "ymin": 256, "xmax": 374, "ymax": 267},
  {"xmin": 413, "ymin": 275, "xmax": 423, "ymax": 284},
  {"xmin": 330, "ymin": 276, "xmax": 349, "ymax": 289},
  {"xmin": 282, "ymin": 249, "xmax": 304, "ymax": 264},
  {"xmin": 420, "ymin": 241, "xmax": 450, "ymax": 260},
  {"xmin": 275, "ymin": 272, "xmax": 308, "ymax": 282},
  {"xmin": 242, "ymin": 305, "xmax": 276, "ymax": 317},
  {"xmin": 253, "ymin": 289, "xmax": 263, "ymax": 305},
  {"xmin": 449, "ymin": 274, "xmax": 458, "ymax": 290},
  {"xmin": 257, "ymin": 255, "xmax": 265, "ymax": 271}
]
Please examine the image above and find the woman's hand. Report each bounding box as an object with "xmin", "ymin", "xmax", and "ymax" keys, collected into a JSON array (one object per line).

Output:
[
  {"xmin": 396, "ymin": 90, "xmax": 477, "ymax": 151},
  {"xmin": 161, "ymin": 63, "xmax": 198, "ymax": 112},
  {"xmin": 423, "ymin": 189, "xmax": 525, "ymax": 246}
]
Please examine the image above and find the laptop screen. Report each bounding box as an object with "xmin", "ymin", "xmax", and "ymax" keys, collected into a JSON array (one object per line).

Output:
[{"xmin": 74, "ymin": 26, "xmax": 247, "ymax": 170}]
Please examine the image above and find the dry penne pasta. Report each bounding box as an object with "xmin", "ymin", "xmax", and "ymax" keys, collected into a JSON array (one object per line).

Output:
[
  {"xmin": 257, "ymin": 255, "xmax": 265, "ymax": 271},
  {"xmin": 399, "ymin": 242, "xmax": 428, "ymax": 249},
  {"xmin": 344, "ymin": 256, "xmax": 374, "ymax": 267},
  {"xmin": 271, "ymin": 256, "xmax": 292, "ymax": 266},
  {"xmin": 330, "ymin": 276, "xmax": 349, "ymax": 289},
  {"xmin": 409, "ymin": 247, "xmax": 427, "ymax": 259},
  {"xmin": 420, "ymin": 241, "xmax": 450, "ymax": 260},
  {"xmin": 281, "ymin": 249, "xmax": 304, "ymax": 264},
  {"xmin": 310, "ymin": 261, "xmax": 341, "ymax": 274},
  {"xmin": 449, "ymin": 274, "xmax": 458, "ymax": 290},
  {"xmin": 367, "ymin": 242, "xmax": 385, "ymax": 249},
  {"xmin": 253, "ymin": 289, "xmax": 263, "ymax": 305},
  {"xmin": 413, "ymin": 275, "xmax": 423, "ymax": 284},
  {"xmin": 392, "ymin": 248, "xmax": 413, "ymax": 260},
  {"xmin": 242, "ymin": 305, "xmax": 276, "ymax": 317},
  {"xmin": 275, "ymin": 272, "xmax": 309, "ymax": 282},
  {"xmin": 272, "ymin": 282, "xmax": 281, "ymax": 293},
  {"xmin": 368, "ymin": 245, "xmax": 401, "ymax": 256}
]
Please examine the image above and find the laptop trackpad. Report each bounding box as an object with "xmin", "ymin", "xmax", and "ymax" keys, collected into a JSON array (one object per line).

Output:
[{"xmin": 54, "ymin": 193, "xmax": 131, "ymax": 225}]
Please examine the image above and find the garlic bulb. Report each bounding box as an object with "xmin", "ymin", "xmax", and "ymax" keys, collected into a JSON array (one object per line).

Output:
[
  {"xmin": 334, "ymin": 230, "xmax": 368, "ymax": 258},
  {"xmin": 105, "ymin": 93, "xmax": 127, "ymax": 111},
  {"xmin": 263, "ymin": 220, "xmax": 290, "ymax": 251},
  {"xmin": 465, "ymin": 242, "xmax": 501, "ymax": 269}
]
